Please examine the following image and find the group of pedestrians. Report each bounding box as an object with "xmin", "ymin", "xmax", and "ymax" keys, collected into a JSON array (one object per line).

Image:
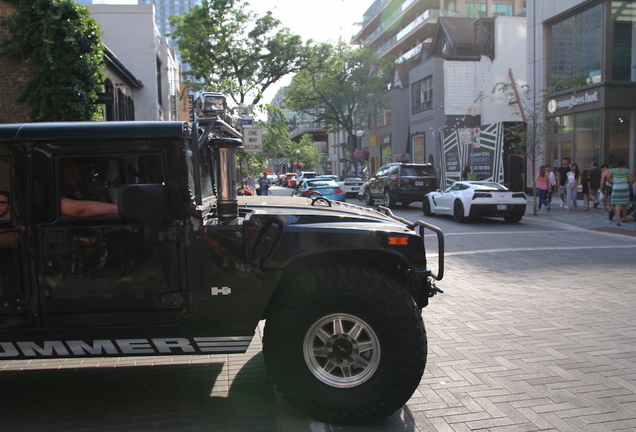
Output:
[{"xmin": 533, "ymin": 157, "xmax": 634, "ymax": 226}]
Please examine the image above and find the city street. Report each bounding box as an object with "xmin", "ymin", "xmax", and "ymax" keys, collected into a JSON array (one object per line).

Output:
[{"xmin": 1, "ymin": 186, "xmax": 635, "ymax": 431}]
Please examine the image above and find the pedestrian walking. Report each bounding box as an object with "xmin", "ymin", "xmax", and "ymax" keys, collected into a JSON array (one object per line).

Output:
[
  {"xmin": 257, "ymin": 172, "xmax": 272, "ymax": 196},
  {"xmin": 581, "ymin": 169, "xmax": 590, "ymax": 211},
  {"xmin": 532, "ymin": 165, "xmax": 550, "ymax": 211},
  {"xmin": 545, "ymin": 165, "xmax": 556, "ymax": 207},
  {"xmin": 462, "ymin": 163, "xmax": 470, "ymax": 180},
  {"xmin": 556, "ymin": 158, "xmax": 571, "ymax": 207},
  {"xmin": 608, "ymin": 158, "xmax": 634, "ymax": 226},
  {"xmin": 600, "ymin": 164, "xmax": 613, "ymax": 210},
  {"xmin": 588, "ymin": 161, "xmax": 602, "ymax": 208},
  {"xmin": 565, "ymin": 163, "xmax": 579, "ymax": 212}
]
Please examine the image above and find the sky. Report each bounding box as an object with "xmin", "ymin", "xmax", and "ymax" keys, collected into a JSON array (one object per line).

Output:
[
  {"xmin": 249, "ymin": 0, "xmax": 373, "ymax": 102},
  {"xmin": 92, "ymin": 0, "xmax": 374, "ymax": 103}
]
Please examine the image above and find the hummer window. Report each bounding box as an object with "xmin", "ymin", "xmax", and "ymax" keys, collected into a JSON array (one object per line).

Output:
[
  {"xmin": 185, "ymin": 139, "xmax": 215, "ymax": 202},
  {"xmin": 57, "ymin": 154, "xmax": 166, "ymax": 217}
]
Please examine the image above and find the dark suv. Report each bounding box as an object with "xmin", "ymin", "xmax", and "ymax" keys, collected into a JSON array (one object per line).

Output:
[
  {"xmin": 0, "ymin": 118, "xmax": 444, "ymax": 424},
  {"xmin": 364, "ymin": 163, "xmax": 438, "ymax": 208}
]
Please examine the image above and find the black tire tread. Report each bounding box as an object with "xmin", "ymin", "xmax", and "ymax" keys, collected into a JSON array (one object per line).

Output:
[
  {"xmin": 364, "ymin": 190, "xmax": 374, "ymax": 206},
  {"xmin": 422, "ymin": 198, "xmax": 433, "ymax": 216},
  {"xmin": 263, "ymin": 265, "xmax": 426, "ymax": 424},
  {"xmin": 453, "ymin": 200, "xmax": 465, "ymax": 222}
]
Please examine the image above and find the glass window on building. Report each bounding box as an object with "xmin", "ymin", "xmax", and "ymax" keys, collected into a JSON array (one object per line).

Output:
[
  {"xmin": 609, "ymin": 109, "xmax": 635, "ymax": 167},
  {"xmin": 548, "ymin": 111, "xmax": 600, "ymax": 170},
  {"xmin": 549, "ymin": 4, "xmax": 602, "ymax": 90},
  {"xmin": 574, "ymin": 110, "xmax": 601, "ymax": 168},
  {"xmin": 612, "ymin": 1, "xmax": 636, "ymax": 81},
  {"xmin": 493, "ymin": 3, "xmax": 513, "ymax": 16},
  {"xmin": 466, "ymin": 2, "xmax": 487, "ymax": 18},
  {"xmin": 375, "ymin": 99, "xmax": 392, "ymax": 128},
  {"xmin": 547, "ymin": 114, "xmax": 574, "ymax": 168},
  {"xmin": 412, "ymin": 76, "xmax": 432, "ymax": 114}
]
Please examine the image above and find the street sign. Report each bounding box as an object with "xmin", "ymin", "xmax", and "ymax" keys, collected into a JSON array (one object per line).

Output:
[
  {"xmin": 473, "ymin": 127, "xmax": 481, "ymax": 148},
  {"xmin": 458, "ymin": 128, "xmax": 472, "ymax": 145},
  {"xmin": 243, "ymin": 128, "xmax": 263, "ymax": 152}
]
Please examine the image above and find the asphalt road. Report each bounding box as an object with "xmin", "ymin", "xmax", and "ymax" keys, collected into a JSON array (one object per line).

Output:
[{"xmin": 1, "ymin": 186, "xmax": 635, "ymax": 432}]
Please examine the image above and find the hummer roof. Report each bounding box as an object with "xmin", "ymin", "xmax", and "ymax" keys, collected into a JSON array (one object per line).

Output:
[{"xmin": 0, "ymin": 121, "xmax": 187, "ymax": 141}]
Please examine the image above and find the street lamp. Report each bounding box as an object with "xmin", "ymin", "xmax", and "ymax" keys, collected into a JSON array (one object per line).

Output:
[
  {"xmin": 295, "ymin": 149, "xmax": 302, "ymax": 175},
  {"xmin": 355, "ymin": 130, "xmax": 365, "ymax": 176},
  {"xmin": 356, "ymin": 130, "xmax": 364, "ymax": 149}
]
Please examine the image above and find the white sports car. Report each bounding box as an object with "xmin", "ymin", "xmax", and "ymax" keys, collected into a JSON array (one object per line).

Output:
[
  {"xmin": 338, "ymin": 177, "xmax": 365, "ymax": 198},
  {"xmin": 423, "ymin": 181, "xmax": 527, "ymax": 223}
]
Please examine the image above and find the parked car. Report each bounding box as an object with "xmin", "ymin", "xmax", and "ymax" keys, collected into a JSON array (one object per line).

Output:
[
  {"xmin": 266, "ymin": 173, "xmax": 279, "ymax": 184},
  {"xmin": 358, "ymin": 177, "xmax": 373, "ymax": 201},
  {"xmin": 292, "ymin": 178, "xmax": 346, "ymax": 201},
  {"xmin": 299, "ymin": 171, "xmax": 317, "ymax": 180},
  {"xmin": 282, "ymin": 173, "xmax": 297, "ymax": 187},
  {"xmin": 423, "ymin": 180, "xmax": 527, "ymax": 223},
  {"xmin": 339, "ymin": 176, "xmax": 365, "ymax": 198},
  {"xmin": 363, "ymin": 163, "xmax": 438, "ymax": 208}
]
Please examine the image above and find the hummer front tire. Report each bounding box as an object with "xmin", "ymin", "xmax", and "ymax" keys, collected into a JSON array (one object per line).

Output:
[{"xmin": 263, "ymin": 265, "xmax": 427, "ymax": 424}]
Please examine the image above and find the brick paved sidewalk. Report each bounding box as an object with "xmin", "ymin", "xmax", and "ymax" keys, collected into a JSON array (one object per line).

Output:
[{"xmin": 524, "ymin": 195, "xmax": 636, "ymax": 236}]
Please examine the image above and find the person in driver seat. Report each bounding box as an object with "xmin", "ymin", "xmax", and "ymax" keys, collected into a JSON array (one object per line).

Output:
[{"xmin": 59, "ymin": 158, "xmax": 118, "ymax": 218}]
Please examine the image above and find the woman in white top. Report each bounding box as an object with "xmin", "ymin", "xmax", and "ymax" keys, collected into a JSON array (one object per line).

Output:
[{"xmin": 566, "ymin": 163, "xmax": 580, "ymax": 212}]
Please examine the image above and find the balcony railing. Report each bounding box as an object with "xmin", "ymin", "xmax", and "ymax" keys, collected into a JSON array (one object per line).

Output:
[{"xmin": 374, "ymin": 9, "xmax": 458, "ymax": 57}]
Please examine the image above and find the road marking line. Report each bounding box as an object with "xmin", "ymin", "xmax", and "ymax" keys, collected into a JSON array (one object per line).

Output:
[
  {"xmin": 425, "ymin": 230, "xmax": 557, "ymax": 236},
  {"xmin": 428, "ymin": 244, "xmax": 636, "ymax": 257}
]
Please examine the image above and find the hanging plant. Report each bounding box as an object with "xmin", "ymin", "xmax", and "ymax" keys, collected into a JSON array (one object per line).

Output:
[{"xmin": 353, "ymin": 148, "xmax": 370, "ymax": 163}]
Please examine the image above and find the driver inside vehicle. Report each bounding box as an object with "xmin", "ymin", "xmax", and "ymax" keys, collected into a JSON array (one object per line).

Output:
[{"xmin": 59, "ymin": 158, "xmax": 118, "ymax": 218}]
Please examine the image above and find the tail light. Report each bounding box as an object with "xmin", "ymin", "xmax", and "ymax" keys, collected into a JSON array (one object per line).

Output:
[
  {"xmin": 473, "ymin": 192, "xmax": 491, "ymax": 199},
  {"xmin": 396, "ymin": 171, "xmax": 402, "ymax": 186},
  {"xmin": 512, "ymin": 192, "xmax": 526, "ymax": 199},
  {"xmin": 302, "ymin": 189, "xmax": 314, "ymax": 196},
  {"xmin": 334, "ymin": 188, "xmax": 344, "ymax": 194}
]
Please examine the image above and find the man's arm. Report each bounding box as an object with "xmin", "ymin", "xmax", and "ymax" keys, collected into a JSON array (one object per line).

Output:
[{"xmin": 60, "ymin": 197, "xmax": 118, "ymax": 218}]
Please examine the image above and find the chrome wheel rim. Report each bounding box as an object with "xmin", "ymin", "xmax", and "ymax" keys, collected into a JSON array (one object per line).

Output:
[{"xmin": 303, "ymin": 313, "xmax": 381, "ymax": 388}]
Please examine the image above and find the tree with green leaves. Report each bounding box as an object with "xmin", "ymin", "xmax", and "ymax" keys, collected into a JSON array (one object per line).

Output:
[
  {"xmin": 170, "ymin": 0, "xmax": 306, "ymax": 106},
  {"xmin": 260, "ymin": 105, "xmax": 294, "ymax": 161},
  {"xmin": 293, "ymin": 134, "xmax": 322, "ymax": 172},
  {"xmin": 0, "ymin": 0, "xmax": 105, "ymax": 121},
  {"xmin": 284, "ymin": 42, "xmax": 391, "ymax": 157},
  {"xmin": 489, "ymin": 82, "xmax": 553, "ymax": 215}
]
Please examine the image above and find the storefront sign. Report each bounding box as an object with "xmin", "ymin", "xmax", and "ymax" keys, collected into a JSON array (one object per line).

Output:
[{"xmin": 548, "ymin": 91, "xmax": 599, "ymax": 113}]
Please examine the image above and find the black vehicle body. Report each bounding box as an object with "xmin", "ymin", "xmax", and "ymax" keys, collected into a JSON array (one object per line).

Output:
[
  {"xmin": 364, "ymin": 162, "xmax": 438, "ymax": 208},
  {"xmin": 0, "ymin": 121, "xmax": 444, "ymax": 423}
]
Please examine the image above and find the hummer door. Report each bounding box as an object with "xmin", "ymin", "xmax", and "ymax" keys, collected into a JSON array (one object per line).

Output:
[
  {"xmin": 0, "ymin": 146, "xmax": 31, "ymax": 328},
  {"xmin": 33, "ymin": 147, "xmax": 187, "ymax": 328}
]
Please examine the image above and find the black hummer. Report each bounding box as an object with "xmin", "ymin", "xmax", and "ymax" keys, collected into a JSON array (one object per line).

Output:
[{"xmin": 0, "ymin": 111, "xmax": 444, "ymax": 423}]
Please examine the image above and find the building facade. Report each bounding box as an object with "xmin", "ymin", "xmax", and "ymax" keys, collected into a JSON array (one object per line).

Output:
[
  {"xmin": 529, "ymin": 0, "xmax": 636, "ymax": 172},
  {"xmin": 353, "ymin": 0, "xmax": 525, "ymax": 63},
  {"xmin": 138, "ymin": 0, "xmax": 200, "ymax": 40},
  {"xmin": 89, "ymin": 4, "xmax": 181, "ymax": 121},
  {"xmin": 351, "ymin": 0, "xmax": 526, "ymax": 182}
]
